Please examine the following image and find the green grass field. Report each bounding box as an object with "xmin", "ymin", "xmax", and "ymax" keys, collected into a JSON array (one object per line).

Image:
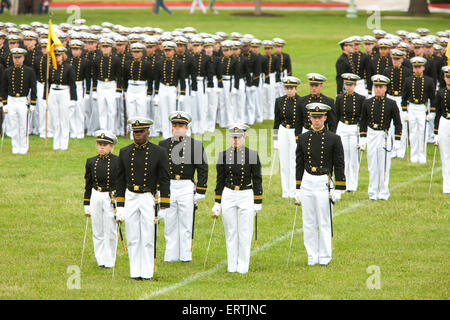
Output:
[{"xmin": 0, "ymin": 10, "xmax": 449, "ymax": 300}]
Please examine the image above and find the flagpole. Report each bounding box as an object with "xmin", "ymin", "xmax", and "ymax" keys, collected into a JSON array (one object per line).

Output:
[{"xmin": 45, "ymin": 48, "xmax": 50, "ymax": 146}]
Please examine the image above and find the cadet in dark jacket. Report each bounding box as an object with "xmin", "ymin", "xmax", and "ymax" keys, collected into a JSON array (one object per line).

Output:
[{"xmin": 83, "ymin": 130, "xmax": 120, "ymax": 269}]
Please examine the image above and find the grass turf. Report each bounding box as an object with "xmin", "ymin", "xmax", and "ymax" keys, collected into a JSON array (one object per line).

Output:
[{"xmin": 0, "ymin": 10, "xmax": 449, "ymax": 300}]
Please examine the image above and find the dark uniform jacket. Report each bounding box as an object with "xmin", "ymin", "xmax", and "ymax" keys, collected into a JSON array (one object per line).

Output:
[
  {"xmin": 68, "ymin": 55, "xmax": 92, "ymax": 94},
  {"xmin": 215, "ymin": 146, "xmax": 263, "ymax": 204},
  {"xmin": 158, "ymin": 136, "xmax": 208, "ymax": 195},
  {"xmin": 295, "ymin": 128, "xmax": 346, "ymax": 190},
  {"xmin": 262, "ymin": 54, "xmax": 281, "ymax": 84},
  {"xmin": 335, "ymin": 52, "xmax": 354, "ymax": 95},
  {"xmin": 123, "ymin": 58, "xmax": 153, "ymax": 96},
  {"xmin": 335, "ymin": 92, "xmax": 366, "ymax": 125},
  {"xmin": 83, "ymin": 153, "xmax": 120, "ymax": 206},
  {"xmin": 92, "ymin": 53, "xmax": 123, "ymax": 93},
  {"xmin": 360, "ymin": 96, "xmax": 402, "ymax": 140},
  {"xmin": 434, "ymin": 87, "xmax": 450, "ymax": 135},
  {"xmin": 116, "ymin": 141, "xmax": 171, "ymax": 209},
  {"xmin": 44, "ymin": 62, "xmax": 77, "ymax": 101},
  {"xmin": 191, "ymin": 51, "xmax": 214, "ymax": 92},
  {"xmin": 300, "ymin": 93, "xmax": 337, "ymax": 132},
  {"xmin": 367, "ymin": 54, "xmax": 392, "ymax": 94},
  {"xmin": 382, "ymin": 65, "xmax": 412, "ymax": 97},
  {"xmin": 401, "ymin": 74, "xmax": 436, "ymax": 113},
  {"xmin": 273, "ymin": 94, "xmax": 304, "ymax": 140},
  {"xmin": 216, "ymin": 55, "xmax": 239, "ymax": 90},
  {"xmin": 154, "ymin": 57, "xmax": 187, "ymax": 95},
  {"xmin": 1, "ymin": 64, "xmax": 37, "ymax": 105}
]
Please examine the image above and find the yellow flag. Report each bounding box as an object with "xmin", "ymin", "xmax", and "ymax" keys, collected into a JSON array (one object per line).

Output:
[
  {"xmin": 447, "ymin": 37, "xmax": 450, "ymax": 66},
  {"xmin": 47, "ymin": 20, "xmax": 63, "ymax": 70}
]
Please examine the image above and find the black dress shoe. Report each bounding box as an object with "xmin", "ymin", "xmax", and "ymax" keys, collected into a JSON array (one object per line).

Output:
[
  {"xmin": 141, "ymin": 278, "xmax": 152, "ymax": 281},
  {"xmin": 130, "ymin": 277, "xmax": 142, "ymax": 281}
]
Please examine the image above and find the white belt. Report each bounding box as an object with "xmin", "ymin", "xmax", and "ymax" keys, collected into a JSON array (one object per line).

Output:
[
  {"xmin": 51, "ymin": 84, "xmax": 69, "ymax": 90},
  {"xmin": 75, "ymin": 81, "xmax": 83, "ymax": 86},
  {"xmin": 222, "ymin": 75, "xmax": 232, "ymax": 80},
  {"xmin": 196, "ymin": 76, "xmax": 204, "ymax": 81},
  {"xmin": 128, "ymin": 80, "xmax": 147, "ymax": 85}
]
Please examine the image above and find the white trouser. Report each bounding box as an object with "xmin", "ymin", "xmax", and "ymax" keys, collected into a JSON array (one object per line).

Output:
[
  {"xmin": 255, "ymin": 77, "xmax": 264, "ymax": 123},
  {"xmin": 178, "ymin": 79, "xmax": 191, "ymax": 114},
  {"xmin": 367, "ymin": 127, "xmax": 392, "ymax": 200},
  {"xmin": 427, "ymin": 112, "xmax": 436, "ymax": 144},
  {"xmin": 232, "ymin": 78, "xmax": 246, "ymax": 124},
  {"xmin": 300, "ymin": 171, "xmax": 332, "ymax": 266},
  {"xmin": 355, "ymin": 79, "xmax": 367, "ymax": 97},
  {"xmin": 218, "ymin": 80, "xmax": 233, "ymax": 128},
  {"xmin": 408, "ymin": 103, "xmax": 427, "ymax": 164},
  {"xmin": 438, "ymin": 117, "xmax": 450, "ymax": 194},
  {"xmin": 85, "ymin": 80, "xmax": 100, "ymax": 136},
  {"xmin": 191, "ymin": 79, "xmax": 207, "ymax": 135},
  {"xmin": 70, "ymin": 81, "xmax": 85, "ymax": 139},
  {"xmin": 6, "ymin": 96, "xmax": 28, "ymax": 154},
  {"xmin": 245, "ymin": 86, "xmax": 257, "ymax": 125},
  {"xmin": 275, "ymin": 80, "xmax": 284, "ymax": 99},
  {"xmin": 221, "ymin": 187, "xmax": 255, "ymax": 274},
  {"xmin": 97, "ymin": 80, "xmax": 117, "ymax": 133},
  {"xmin": 164, "ymin": 180, "xmax": 195, "ymax": 262},
  {"xmin": 90, "ymin": 189, "xmax": 118, "ymax": 268},
  {"xmin": 205, "ymin": 77, "xmax": 219, "ymax": 132},
  {"xmin": 126, "ymin": 83, "xmax": 148, "ymax": 137},
  {"xmin": 190, "ymin": 0, "xmax": 206, "ymax": 13},
  {"xmin": 159, "ymin": 83, "xmax": 177, "ymax": 139},
  {"xmin": 387, "ymin": 95, "xmax": 406, "ymax": 158},
  {"xmin": 124, "ymin": 190, "xmax": 156, "ymax": 279},
  {"xmin": 48, "ymin": 86, "xmax": 71, "ymax": 150},
  {"xmin": 37, "ymin": 81, "xmax": 54, "ymax": 138},
  {"xmin": 116, "ymin": 92, "xmax": 124, "ymax": 137},
  {"xmin": 336, "ymin": 122, "xmax": 360, "ymax": 192},
  {"xmin": 263, "ymin": 73, "xmax": 276, "ymax": 120},
  {"xmin": 278, "ymin": 125, "xmax": 297, "ymax": 197}
]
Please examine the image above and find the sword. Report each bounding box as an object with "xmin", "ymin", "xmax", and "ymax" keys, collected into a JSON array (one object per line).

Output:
[
  {"xmin": 286, "ymin": 204, "xmax": 299, "ymax": 267},
  {"xmin": 80, "ymin": 217, "xmax": 89, "ymax": 269},
  {"xmin": 204, "ymin": 215, "xmax": 217, "ymax": 268},
  {"xmin": 254, "ymin": 210, "xmax": 258, "ymax": 253},
  {"xmin": 327, "ymin": 174, "xmax": 334, "ymax": 238},
  {"xmin": 191, "ymin": 199, "xmax": 198, "ymax": 253},
  {"xmin": 123, "ymin": 93, "xmax": 128, "ymax": 138},
  {"xmin": 109, "ymin": 191, "xmax": 126, "ymax": 254},
  {"xmin": 1, "ymin": 113, "xmax": 6, "ymax": 152},
  {"xmin": 429, "ymin": 143, "xmax": 438, "ymax": 193},
  {"xmin": 154, "ymin": 194, "xmax": 160, "ymax": 273}
]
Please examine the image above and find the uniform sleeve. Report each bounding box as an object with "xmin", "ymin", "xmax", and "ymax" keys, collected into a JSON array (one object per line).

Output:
[
  {"xmin": 285, "ymin": 54, "xmax": 292, "ymax": 76},
  {"xmin": 434, "ymin": 91, "xmax": 442, "ymax": 135},
  {"xmin": 295, "ymin": 136, "xmax": 305, "ymax": 189},
  {"xmin": 326, "ymin": 98, "xmax": 337, "ymax": 133},
  {"xmin": 157, "ymin": 148, "xmax": 171, "ymax": 209},
  {"xmin": 273, "ymin": 97, "xmax": 281, "ymax": 140},
  {"xmin": 178, "ymin": 62, "xmax": 186, "ymax": 96},
  {"xmin": 194, "ymin": 141, "xmax": 208, "ymax": 195},
  {"xmin": 427, "ymin": 78, "xmax": 436, "ymax": 113},
  {"xmin": 391, "ymin": 100, "xmax": 402, "ymax": 140},
  {"xmin": 116, "ymin": 149, "xmax": 126, "ymax": 207},
  {"xmin": 360, "ymin": 100, "xmax": 368, "ymax": 138},
  {"xmin": 84, "ymin": 59, "xmax": 91, "ymax": 95},
  {"xmin": 251, "ymin": 152, "xmax": 263, "ymax": 204},
  {"xmin": 84, "ymin": 159, "xmax": 92, "ymax": 206},
  {"xmin": 115, "ymin": 58, "xmax": 123, "ymax": 93},
  {"xmin": 295, "ymin": 97, "xmax": 303, "ymax": 140},
  {"xmin": 68, "ymin": 66, "xmax": 77, "ymax": 101},
  {"xmin": 333, "ymin": 135, "xmax": 346, "ymax": 191},
  {"xmin": 28, "ymin": 68, "xmax": 37, "ymax": 106},
  {"xmin": 401, "ymin": 77, "xmax": 411, "ymax": 112},
  {"xmin": 214, "ymin": 152, "xmax": 225, "ymax": 203}
]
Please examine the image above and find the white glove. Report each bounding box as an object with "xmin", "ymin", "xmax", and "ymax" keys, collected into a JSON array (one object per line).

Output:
[
  {"xmin": 115, "ymin": 92, "xmax": 123, "ymax": 99},
  {"xmin": 426, "ymin": 113, "xmax": 431, "ymax": 121},
  {"xmin": 211, "ymin": 202, "xmax": 221, "ymax": 217},
  {"xmin": 434, "ymin": 135, "xmax": 439, "ymax": 146},
  {"xmin": 294, "ymin": 189, "xmax": 301, "ymax": 204},
  {"xmin": 402, "ymin": 111, "xmax": 408, "ymax": 122},
  {"xmin": 178, "ymin": 95, "xmax": 185, "ymax": 103},
  {"xmin": 116, "ymin": 207, "xmax": 125, "ymax": 222},
  {"xmin": 146, "ymin": 95, "xmax": 151, "ymax": 105},
  {"xmin": 273, "ymin": 139, "xmax": 279, "ymax": 150},
  {"xmin": 84, "ymin": 205, "xmax": 91, "ymax": 217},
  {"xmin": 157, "ymin": 208, "xmax": 166, "ymax": 221},
  {"xmin": 331, "ymin": 190, "xmax": 342, "ymax": 203},
  {"xmin": 28, "ymin": 104, "xmax": 35, "ymax": 113},
  {"xmin": 194, "ymin": 193, "xmax": 205, "ymax": 202},
  {"xmin": 359, "ymin": 137, "xmax": 367, "ymax": 151},
  {"xmin": 254, "ymin": 204, "xmax": 262, "ymax": 212},
  {"xmin": 393, "ymin": 140, "xmax": 401, "ymax": 151},
  {"xmin": 231, "ymin": 87, "xmax": 238, "ymax": 95},
  {"xmin": 153, "ymin": 95, "xmax": 160, "ymax": 107},
  {"xmin": 2, "ymin": 105, "xmax": 7, "ymax": 114},
  {"xmin": 92, "ymin": 91, "xmax": 98, "ymax": 101}
]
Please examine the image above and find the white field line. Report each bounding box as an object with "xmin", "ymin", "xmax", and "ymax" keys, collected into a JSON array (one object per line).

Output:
[{"xmin": 139, "ymin": 167, "xmax": 441, "ymax": 300}]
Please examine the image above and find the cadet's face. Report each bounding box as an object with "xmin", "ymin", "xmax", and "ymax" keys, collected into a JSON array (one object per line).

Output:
[
  {"xmin": 251, "ymin": 46, "xmax": 260, "ymax": 54},
  {"xmin": 230, "ymin": 136, "xmax": 245, "ymax": 148},
  {"xmin": 379, "ymin": 47, "xmax": 390, "ymax": 56},
  {"xmin": 132, "ymin": 51, "xmax": 143, "ymax": 59},
  {"xmin": 164, "ymin": 48, "xmax": 175, "ymax": 58},
  {"xmin": 413, "ymin": 65, "xmax": 424, "ymax": 76},
  {"xmin": 374, "ymin": 85, "xmax": 387, "ymax": 97},
  {"xmin": 146, "ymin": 46, "xmax": 155, "ymax": 55},
  {"xmin": 364, "ymin": 44, "xmax": 374, "ymax": 53},
  {"xmin": 133, "ymin": 129, "xmax": 149, "ymax": 144},
  {"xmin": 309, "ymin": 115, "xmax": 327, "ymax": 131},
  {"xmin": 309, "ymin": 84, "xmax": 322, "ymax": 95},
  {"xmin": 444, "ymin": 76, "xmax": 450, "ymax": 86},
  {"xmin": 344, "ymin": 83, "xmax": 355, "ymax": 93},
  {"xmin": 424, "ymin": 46, "xmax": 433, "ymax": 55},
  {"xmin": 97, "ymin": 142, "xmax": 113, "ymax": 156},
  {"xmin": 284, "ymin": 86, "xmax": 297, "ymax": 97},
  {"xmin": 204, "ymin": 45, "xmax": 213, "ymax": 56},
  {"xmin": 392, "ymin": 58, "xmax": 402, "ymax": 67},
  {"xmin": 193, "ymin": 44, "xmax": 203, "ymax": 54},
  {"xmin": 12, "ymin": 56, "xmax": 24, "ymax": 66},
  {"xmin": 101, "ymin": 46, "xmax": 112, "ymax": 55},
  {"xmin": 24, "ymin": 39, "xmax": 35, "ymax": 49},
  {"xmin": 171, "ymin": 123, "xmax": 188, "ymax": 137},
  {"xmin": 55, "ymin": 54, "xmax": 63, "ymax": 64},
  {"xmin": 354, "ymin": 44, "xmax": 361, "ymax": 52},
  {"xmin": 264, "ymin": 47, "xmax": 272, "ymax": 55},
  {"xmin": 232, "ymin": 48, "xmax": 241, "ymax": 56},
  {"xmin": 9, "ymin": 42, "xmax": 19, "ymax": 49},
  {"xmin": 176, "ymin": 45, "xmax": 185, "ymax": 54},
  {"xmin": 222, "ymin": 48, "xmax": 231, "ymax": 57},
  {"xmin": 275, "ymin": 46, "xmax": 282, "ymax": 54},
  {"xmin": 413, "ymin": 47, "xmax": 423, "ymax": 56},
  {"xmin": 71, "ymin": 48, "xmax": 82, "ymax": 57}
]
